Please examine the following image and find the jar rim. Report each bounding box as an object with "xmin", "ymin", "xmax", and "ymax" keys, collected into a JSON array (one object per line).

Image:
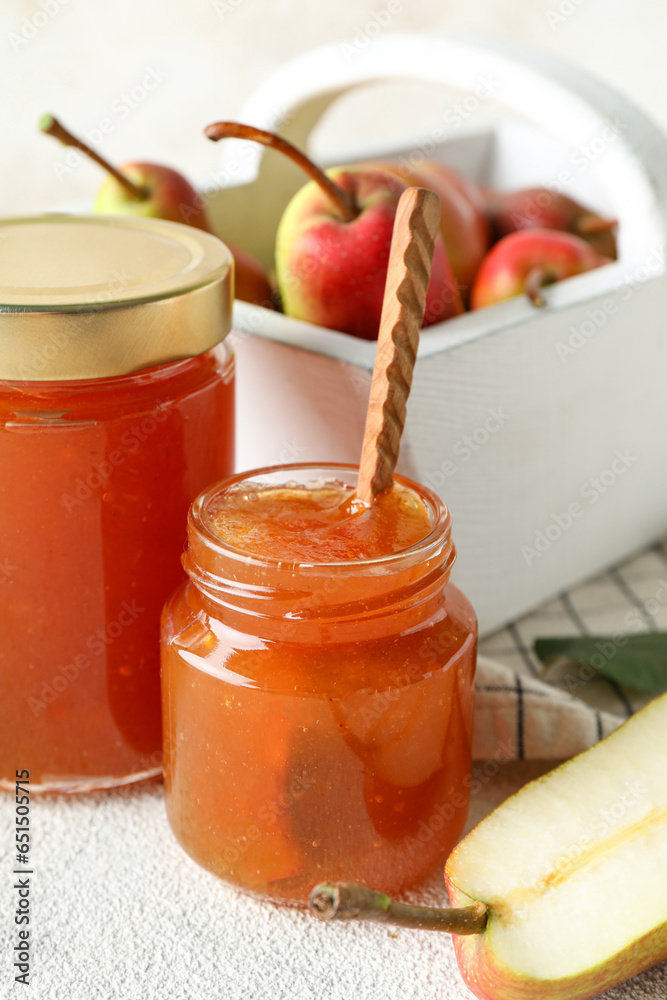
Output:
[{"xmin": 188, "ymin": 462, "xmax": 452, "ymax": 574}]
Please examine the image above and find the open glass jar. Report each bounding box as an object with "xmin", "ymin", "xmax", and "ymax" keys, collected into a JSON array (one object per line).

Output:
[
  {"xmin": 0, "ymin": 215, "xmax": 235, "ymax": 792},
  {"xmin": 161, "ymin": 464, "xmax": 477, "ymax": 905}
]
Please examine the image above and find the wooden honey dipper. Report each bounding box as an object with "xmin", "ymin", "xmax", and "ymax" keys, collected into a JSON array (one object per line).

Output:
[{"xmin": 356, "ymin": 186, "xmax": 442, "ymax": 505}]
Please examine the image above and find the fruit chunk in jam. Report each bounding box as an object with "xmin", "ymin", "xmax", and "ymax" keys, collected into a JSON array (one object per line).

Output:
[{"xmin": 161, "ymin": 471, "xmax": 477, "ymax": 904}]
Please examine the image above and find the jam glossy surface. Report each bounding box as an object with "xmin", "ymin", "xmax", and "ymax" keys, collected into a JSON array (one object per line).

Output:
[
  {"xmin": 206, "ymin": 480, "xmax": 433, "ymax": 561},
  {"xmin": 162, "ymin": 475, "xmax": 477, "ymax": 903},
  {"xmin": 0, "ymin": 348, "xmax": 234, "ymax": 790}
]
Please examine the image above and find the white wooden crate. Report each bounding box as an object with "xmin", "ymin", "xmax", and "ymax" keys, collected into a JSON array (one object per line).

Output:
[{"xmin": 201, "ymin": 33, "xmax": 667, "ymax": 636}]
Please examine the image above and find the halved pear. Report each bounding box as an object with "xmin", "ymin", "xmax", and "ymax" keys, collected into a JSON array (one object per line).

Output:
[
  {"xmin": 446, "ymin": 691, "xmax": 667, "ymax": 999},
  {"xmin": 311, "ymin": 693, "xmax": 667, "ymax": 1000}
]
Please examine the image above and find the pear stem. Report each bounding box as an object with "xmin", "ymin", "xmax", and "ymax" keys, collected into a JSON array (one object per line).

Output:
[
  {"xmin": 39, "ymin": 114, "xmax": 149, "ymax": 202},
  {"xmin": 575, "ymin": 213, "xmax": 618, "ymax": 237},
  {"xmin": 204, "ymin": 121, "xmax": 359, "ymax": 223},
  {"xmin": 524, "ymin": 266, "xmax": 556, "ymax": 308},
  {"xmin": 309, "ymin": 882, "xmax": 487, "ymax": 936}
]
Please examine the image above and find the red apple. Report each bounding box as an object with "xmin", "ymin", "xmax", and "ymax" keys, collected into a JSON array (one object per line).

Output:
[
  {"xmin": 375, "ymin": 160, "xmax": 491, "ymax": 301},
  {"xmin": 471, "ymin": 229, "xmax": 612, "ymax": 309},
  {"xmin": 205, "ymin": 123, "xmax": 463, "ymax": 340},
  {"xmin": 483, "ymin": 185, "xmax": 618, "ymax": 260},
  {"xmin": 274, "ymin": 167, "xmax": 461, "ymax": 339}
]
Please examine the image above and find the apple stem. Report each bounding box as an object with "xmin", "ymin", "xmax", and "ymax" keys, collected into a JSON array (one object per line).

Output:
[
  {"xmin": 309, "ymin": 882, "xmax": 487, "ymax": 936},
  {"xmin": 39, "ymin": 114, "xmax": 149, "ymax": 202},
  {"xmin": 524, "ymin": 266, "xmax": 556, "ymax": 307},
  {"xmin": 204, "ymin": 121, "xmax": 359, "ymax": 222}
]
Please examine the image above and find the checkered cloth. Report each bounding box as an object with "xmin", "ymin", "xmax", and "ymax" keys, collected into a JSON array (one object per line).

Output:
[{"xmin": 474, "ymin": 537, "xmax": 667, "ymax": 760}]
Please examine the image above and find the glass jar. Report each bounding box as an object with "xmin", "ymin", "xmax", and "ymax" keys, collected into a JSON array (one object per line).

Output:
[
  {"xmin": 161, "ymin": 464, "xmax": 477, "ymax": 905},
  {"xmin": 0, "ymin": 215, "xmax": 235, "ymax": 792}
]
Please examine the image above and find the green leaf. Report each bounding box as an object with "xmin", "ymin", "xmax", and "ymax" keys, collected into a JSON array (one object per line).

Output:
[{"xmin": 534, "ymin": 634, "xmax": 667, "ymax": 693}]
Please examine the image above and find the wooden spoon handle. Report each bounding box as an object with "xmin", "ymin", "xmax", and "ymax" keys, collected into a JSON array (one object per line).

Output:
[{"xmin": 356, "ymin": 187, "xmax": 441, "ymax": 505}]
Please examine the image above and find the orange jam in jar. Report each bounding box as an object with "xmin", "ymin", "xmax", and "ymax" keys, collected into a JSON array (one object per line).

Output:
[
  {"xmin": 161, "ymin": 464, "xmax": 477, "ymax": 904},
  {"xmin": 0, "ymin": 215, "xmax": 234, "ymax": 791}
]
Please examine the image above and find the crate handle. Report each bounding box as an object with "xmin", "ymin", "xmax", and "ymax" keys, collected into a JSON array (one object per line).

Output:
[
  {"xmin": 223, "ymin": 34, "xmax": 655, "ymax": 188},
  {"xmin": 215, "ymin": 32, "xmax": 666, "ymax": 267}
]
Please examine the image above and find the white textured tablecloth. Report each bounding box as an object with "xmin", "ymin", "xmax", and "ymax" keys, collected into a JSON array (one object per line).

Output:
[
  {"xmin": 2, "ymin": 755, "xmax": 666, "ymax": 999},
  {"xmin": 2, "ymin": 539, "xmax": 667, "ymax": 999}
]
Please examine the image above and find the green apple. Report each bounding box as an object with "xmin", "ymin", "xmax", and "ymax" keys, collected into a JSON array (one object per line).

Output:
[{"xmin": 311, "ymin": 692, "xmax": 667, "ymax": 1000}]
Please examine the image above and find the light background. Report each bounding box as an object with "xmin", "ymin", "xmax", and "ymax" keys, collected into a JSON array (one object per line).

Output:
[
  {"xmin": 1, "ymin": 0, "xmax": 665, "ymax": 216},
  {"xmin": 2, "ymin": 8, "xmax": 667, "ymax": 1000}
]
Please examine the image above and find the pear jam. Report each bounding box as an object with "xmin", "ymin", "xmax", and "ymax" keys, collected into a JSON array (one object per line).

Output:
[
  {"xmin": 161, "ymin": 465, "xmax": 477, "ymax": 904},
  {"xmin": 0, "ymin": 215, "xmax": 234, "ymax": 792}
]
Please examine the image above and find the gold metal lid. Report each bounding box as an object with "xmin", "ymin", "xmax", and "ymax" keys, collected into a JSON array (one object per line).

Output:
[{"xmin": 0, "ymin": 214, "xmax": 233, "ymax": 381}]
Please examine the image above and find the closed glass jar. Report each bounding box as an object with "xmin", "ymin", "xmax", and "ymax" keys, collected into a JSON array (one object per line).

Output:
[
  {"xmin": 161, "ymin": 464, "xmax": 477, "ymax": 905},
  {"xmin": 0, "ymin": 215, "xmax": 235, "ymax": 792}
]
